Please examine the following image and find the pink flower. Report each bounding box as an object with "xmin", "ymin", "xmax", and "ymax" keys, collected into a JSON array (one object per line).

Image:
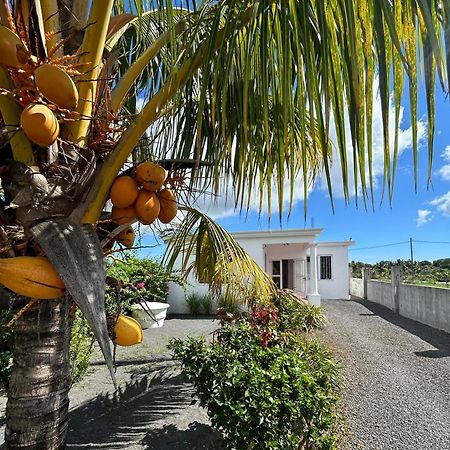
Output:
[{"xmin": 136, "ymin": 282, "xmax": 145, "ymax": 289}]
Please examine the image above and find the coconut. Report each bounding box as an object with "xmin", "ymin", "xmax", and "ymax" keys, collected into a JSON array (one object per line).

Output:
[
  {"xmin": 20, "ymin": 103, "xmax": 59, "ymax": 147},
  {"xmin": 0, "ymin": 26, "xmax": 23, "ymax": 68},
  {"xmin": 34, "ymin": 64, "xmax": 79, "ymax": 109}
]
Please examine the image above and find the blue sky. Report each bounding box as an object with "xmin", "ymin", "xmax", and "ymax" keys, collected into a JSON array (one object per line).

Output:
[{"xmin": 139, "ymin": 78, "xmax": 450, "ymax": 265}]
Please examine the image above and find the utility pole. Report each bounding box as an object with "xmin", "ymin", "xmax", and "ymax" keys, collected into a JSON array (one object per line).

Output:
[{"xmin": 410, "ymin": 238, "xmax": 414, "ymax": 264}]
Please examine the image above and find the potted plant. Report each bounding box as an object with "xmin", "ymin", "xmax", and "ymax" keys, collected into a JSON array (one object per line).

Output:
[{"xmin": 105, "ymin": 257, "xmax": 183, "ymax": 329}]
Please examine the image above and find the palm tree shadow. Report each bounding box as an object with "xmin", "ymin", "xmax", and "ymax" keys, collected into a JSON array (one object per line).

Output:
[
  {"xmin": 141, "ymin": 422, "xmax": 223, "ymax": 449},
  {"xmin": 67, "ymin": 369, "xmax": 204, "ymax": 449}
]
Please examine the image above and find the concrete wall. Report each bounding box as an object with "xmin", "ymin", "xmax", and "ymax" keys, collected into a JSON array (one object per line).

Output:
[
  {"xmin": 367, "ymin": 280, "xmax": 393, "ymax": 309},
  {"xmin": 400, "ymin": 284, "xmax": 450, "ymax": 334},
  {"xmin": 350, "ymin": 275, "xmax": 450, "ymax": 334},
  {"xmin": 350, "ymin": 277, "xmax": 364, "ymax": 298}
]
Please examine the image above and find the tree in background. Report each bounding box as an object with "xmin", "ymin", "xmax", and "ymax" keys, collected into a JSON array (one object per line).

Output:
[{"xmin": 0, "ymin": 1, "xmax": 448, "ymax": 448}]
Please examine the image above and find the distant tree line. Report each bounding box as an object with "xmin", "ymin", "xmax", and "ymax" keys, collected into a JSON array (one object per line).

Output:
[{"xmin": 350, "ymin": 259, "xmax": 450, "ymax": 286}]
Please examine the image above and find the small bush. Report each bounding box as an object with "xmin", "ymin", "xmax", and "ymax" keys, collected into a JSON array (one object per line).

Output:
[
  {"xmin": 186, "ymin": 293, "xmax": 215, "ymax": 315},
  {"xmin": 69, "ymin": 309, "xmax": 94, "ymax": 383},
  {"xmin": 105, "ymin": 257, "xmax": 184, "ymax": 315},
  {"xmin": 217, "ymin": 289, "xmax": 242, "ymax": 314},
  {"xmin": 186, "ymin": 293, "xmax": 203, "ymax": 315},
  {"xmin": 170, "ymin": 318, "xmax": 340, "ymax": 449},
  {"xmin": 273, "ymin": 292, "xmax": 326, "ymax": 333},
  {"xmin": 200, "ymin": 294, "xmax": 213, "ymax": 315}
]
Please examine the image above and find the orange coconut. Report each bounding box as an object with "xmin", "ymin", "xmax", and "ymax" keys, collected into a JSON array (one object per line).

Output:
[
  {"xmin": 117, "ymin": 226, "xmax": 135, "ymax": 249},
  {"xmin": 135, "ymin": 190, "xmax": 160, "ymax": 225},
  {"xmin": 0, "ymin": 26, "xmax": 23, "ymax": 68},
  {"xmin": 134, "ymin": 161, "xmax": 167, "ymax": 192},
  {"xmin": 110, "ymin": 176, "xmax": 139, "ymax": 208},
  {"xmin": 0, "ymin": 256, "xmax": 65, "ymax": 299},
  {"xmin": 34, "ymin": 64, "xmax": 79, "ymax": 109},
  {"xmin": 157, "ymin": 188, "xmax": 178, "ymax": 224},
  {"xmin": 20, "ymin": 103, "xmax": 59, "ymax": 147},
  {"xmin": 111, "ymin": 205, "xmax": 136, "ymax": 225},
  {"xmin": 114, "ymin": 315, "xmax": 143, "ymax": 346}
]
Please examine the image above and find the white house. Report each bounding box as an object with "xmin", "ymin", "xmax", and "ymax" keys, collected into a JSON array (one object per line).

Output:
[{"xmin": 167, "ymin": 228, "xmax": 354, "ymax": 313}]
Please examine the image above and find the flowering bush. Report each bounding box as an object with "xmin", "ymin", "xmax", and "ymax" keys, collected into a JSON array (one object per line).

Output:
[
  {"xmin": 170, "ymin": 300, "xmax": 340, "ymax": 450},
  {"xmin": 105, "ymin": 257, "xmax": 184, "ymax": 315}
]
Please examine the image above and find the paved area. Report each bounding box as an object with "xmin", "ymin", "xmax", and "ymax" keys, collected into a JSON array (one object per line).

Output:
[
  {"xmin": 1, "ymin": 317, "xmax": 222, "ymax": 449},
  {"xmin": 318, "ymin": 299, "xmax": 450, "ymax": 450}
]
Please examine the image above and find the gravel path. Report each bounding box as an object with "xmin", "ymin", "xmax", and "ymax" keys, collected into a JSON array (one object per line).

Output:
[
  {"xmin": 1, "ymin": 317, "xmax": 222, "ymax": 450},
  {"xmin": 319, "ymin": 299, "xmax": 450, "ymax": 450}
]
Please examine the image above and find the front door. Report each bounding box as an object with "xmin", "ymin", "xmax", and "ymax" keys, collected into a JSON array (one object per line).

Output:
[
  {"xmin": 271, "ymin": 259, "xmax": 295, "ymax": 290},
  {"xmin": 294, "ymin": 259, "xmax": 307, "ymax": 295}
]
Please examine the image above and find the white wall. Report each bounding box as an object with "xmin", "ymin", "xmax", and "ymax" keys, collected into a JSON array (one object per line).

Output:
[
  {"xmin": 166, "ymin": 235, "xmax": 352, "ymax": 312},
  {"xmin": 316, "ymin": 244, "xmax": 350, "ymax": 299}
]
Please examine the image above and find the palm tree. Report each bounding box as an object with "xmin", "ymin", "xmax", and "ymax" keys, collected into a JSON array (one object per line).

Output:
[{"xmin": 0, "ymin": 0, "xmax": 448, "ymax": 448}]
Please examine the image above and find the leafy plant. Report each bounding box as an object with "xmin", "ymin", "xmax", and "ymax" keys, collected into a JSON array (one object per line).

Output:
[
  {"xmin": 69, "ymin": 309, "xmax": 94, "ymax": 383},
  {"xmin": 200, "ymin": 294, "xmax": 214, "ymax": 315},
  {"xmin": 185, "ymin": 293, "xmax": 203, "ymax": 315},
  {"xmin": 273, "ymin": 292, "xmax": 327, "ymax": 334},
  {"xmin": 170, "ymin": 324, "xmax": 340, "ymax": 450},
  {"xmin": 186, "ymin": 292, "xmax": 215, "ymax": 315},
  {"xmin": 217, "ymin": 288, "xmax": 242, "ymax": 314},
  {"xmin": 105, "ymin": 257, "xmax": 184, "ymax": 315}
]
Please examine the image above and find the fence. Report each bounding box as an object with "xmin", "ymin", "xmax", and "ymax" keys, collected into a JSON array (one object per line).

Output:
[{"xmin": 350, "ymin": 267, "xmax": 450, "ymax": 334}]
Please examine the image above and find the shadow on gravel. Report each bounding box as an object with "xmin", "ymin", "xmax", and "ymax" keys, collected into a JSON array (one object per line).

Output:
[
  {"xmin": 356, "ymin": 299, "xmax": 450, "ymax": 358},
  {"xmin": 67, "ymin": 371, "xmax": 194, "ymax": 449},
  {"xmin": 141, "ymin": 422, "xmax": 223, "ymax": 449}
]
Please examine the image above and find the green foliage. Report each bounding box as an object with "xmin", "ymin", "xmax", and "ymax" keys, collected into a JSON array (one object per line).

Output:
[
  {"xmin": 69, "ymin": 309, "xmax": 94, "ymax": 383},
  {"xmin": 105, "ymin": 257, "xmax": 184, "ymax": 315},
  {"xmin": 350, "ymin": 259, "xmax": 450, "ymax": 287},
  {"xmin": 217, "ymin": 288, "xmax": 242, "ymax": 314},
  {"xmin": 170, "ymin": 323, "xmax": 340, "ymax": 450},
  {"xmin": 186, "ymin": 292, "xmax": 214, "ymax": 315},
  {"xmin": 273, "ymin": 292, "xmax": 327, "ymax": 334}
]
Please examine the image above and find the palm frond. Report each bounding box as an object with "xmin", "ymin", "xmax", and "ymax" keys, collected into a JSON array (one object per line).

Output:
[{"xmin": 163, "ymin": 207, "xmax": 276, "ymax": 302}]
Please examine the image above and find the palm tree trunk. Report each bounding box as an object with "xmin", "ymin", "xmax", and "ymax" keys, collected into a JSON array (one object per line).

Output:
[{"xmin": 4, "ymin": 296, "xmax": 71, "ymax": 450}]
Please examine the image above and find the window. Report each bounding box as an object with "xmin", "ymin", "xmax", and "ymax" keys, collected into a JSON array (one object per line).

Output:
[
  {"xmin": 272, "ymin": 260, "xmax": 281, "ymax": 288},
  {"xmin": 320, "ymin": 255, "xmax": 332, "ymax": 280}
]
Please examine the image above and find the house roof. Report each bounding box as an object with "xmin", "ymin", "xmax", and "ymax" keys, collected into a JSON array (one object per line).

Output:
[{"xmin": 231, "ymin": 228, "xmax": 323, "ymax": 239}]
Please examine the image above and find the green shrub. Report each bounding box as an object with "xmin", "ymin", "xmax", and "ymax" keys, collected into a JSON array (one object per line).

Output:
[
  {"xmin": 170, "ymin": 323, "xmax": 340, "ymax": 450},
  {"xmin": 273, "ymin": 292, "xmax": 326, "ymax": 333},
  {"xmin": 186, "ymin": 293, "xmax": 203, "ymax": 315},
  {"xmin": 105, "ymin": 257, "xmax": 184, "ymax": 315},
  {"xmin": 186, "ymin": 292, "xmax": 215, "ymax": 315},
  {"xmin": 217, "ymin": 288, "xmax": 242, "ymax": 314},
  {"xmin": 200, "ymin": 294, "xmax": 213, "ymax": 315},
  {"xmin": 69, "ymin": 309, "xmax": 94, "ymax": 383}
]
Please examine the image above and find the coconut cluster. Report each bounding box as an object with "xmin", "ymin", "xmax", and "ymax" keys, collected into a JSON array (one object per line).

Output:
[
  {"xmin": 0, "ymin": 26, "xmax": 79, "ymax": 148},
  {"xmin": 110, "ymin": 161, "xmax": 179, "ymax": 228}
]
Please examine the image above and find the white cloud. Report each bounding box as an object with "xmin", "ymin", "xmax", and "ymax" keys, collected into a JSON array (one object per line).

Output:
[
  {"xmin": 430, "ymin": 191, "xmax": 450, "ymax": 217},
  {"xmin": 415, "ymin": 209, "xmax": 433, "ymax": 226},
  {"xmin": 436, "ymin": 145, "xmax": 450, "ymax": 181}
]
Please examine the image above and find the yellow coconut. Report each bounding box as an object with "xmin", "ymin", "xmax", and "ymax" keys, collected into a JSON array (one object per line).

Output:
[
  {"xmin": 111, "ymin": 205, "xmax": 136, "ymax": 225},
  {"xmin": 0, "ymin": 256, "xmax": 65, "ymax": 299},
  {"xmin": 0, "ymin": 26, "xmax": 23, "ymax": 68},
  {"xmin": 135, "ymin": 190, "xmax": 160, "ymax": 225},
  {"xmin": 110, "ymin": 176, "xmax": 139, "ymax": 208},
  {"xmin": 34, "ymin": 64, "xmax": 79, "ymax": 109},
  {"xmin": 114, "ymin": 314, "xmax": 143, "ymax": 346},
  {"xmin": 157, "ymin": 188, "xmax": 178, "ymax": 224},
  {"xmin": 20, "ymin": 103, "xmax": 59, "ymax": 147},
  {"xmin": 117, "ymin": 226, "xmax": 135, "ymax": 249},
  {"xmin": 134, "ymin": 162, "xmax": 167, "ymax": 192}
]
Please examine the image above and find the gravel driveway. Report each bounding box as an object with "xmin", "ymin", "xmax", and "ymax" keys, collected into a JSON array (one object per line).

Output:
[{"xmin": 319, "ymin": 299, "xmax": 450, "ymax": 450}]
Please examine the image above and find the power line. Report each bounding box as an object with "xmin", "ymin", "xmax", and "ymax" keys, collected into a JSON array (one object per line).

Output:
[
  {"xmin": 413, "ymin": 240, "xmax": 450, "ymax": 245},
  {"xmin": 349, "ymin": 241, "xmax": 409, "ymax": 251}
]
